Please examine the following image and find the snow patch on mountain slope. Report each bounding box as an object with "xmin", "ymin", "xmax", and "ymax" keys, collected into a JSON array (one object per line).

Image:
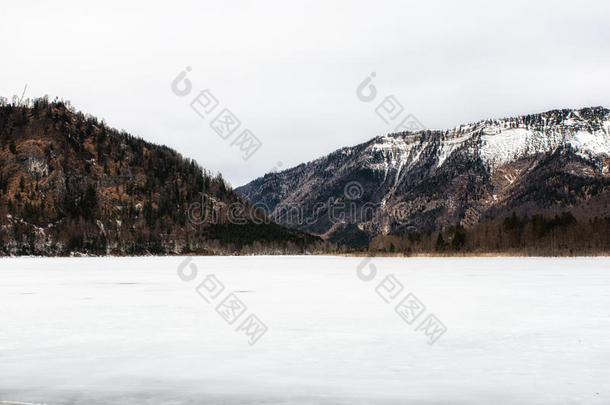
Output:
[
  {"xmin": 436, "ymin": 130, "xmax": 477, "ymax": 167},
  {"xmin": 368, "ymin": 136, "xmax": 414, "ymax": 177},
  {"xmin": 480, "ymin": 128, "xmax": 536, "ymax": 166},
  {"xmin": 374, "ymin": 123, "xmax": 609, "ymax": 172},
  {"xmin": 479, "ymin": 121, "xmax": 610, "ymax": 168},
  {"xmin": 569, "ymin": 130, "xmax": 610, "ymax": 157}
]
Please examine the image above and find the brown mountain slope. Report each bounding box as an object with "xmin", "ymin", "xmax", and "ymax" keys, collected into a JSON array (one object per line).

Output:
[{"xmin": 0, "ymin": 97, "xmax": 323, "ymax": 255}]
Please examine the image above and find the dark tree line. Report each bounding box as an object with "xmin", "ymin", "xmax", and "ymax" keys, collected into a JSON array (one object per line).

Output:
[{"xmin": 370, "ymin": 212, "xmax": 610, "ymax": 256}]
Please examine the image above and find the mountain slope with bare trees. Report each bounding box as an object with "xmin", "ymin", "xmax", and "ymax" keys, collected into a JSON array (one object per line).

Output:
[
  {"xmin": 0, "ymin": 97, "xmax": 323, "ymax": 255},
  {"xmin": 237, "ymin": 107, "xmax": 610, "ymax": 248}
]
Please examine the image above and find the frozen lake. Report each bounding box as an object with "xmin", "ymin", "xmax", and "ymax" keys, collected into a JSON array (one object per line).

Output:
[{"xmin": 0, "ymin": 256, "xmax": 609, "ymax": 404}]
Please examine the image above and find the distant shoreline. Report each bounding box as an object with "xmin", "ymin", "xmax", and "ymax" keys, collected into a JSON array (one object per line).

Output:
[{"xmin": 1, "ymin": 252, "xmax": 610, "ymax": 259}]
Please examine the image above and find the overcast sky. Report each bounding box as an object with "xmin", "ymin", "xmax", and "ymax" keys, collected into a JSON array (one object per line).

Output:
[{"xmin": 2, "ymin": 0, "xmax": 609, "ymax": 186}]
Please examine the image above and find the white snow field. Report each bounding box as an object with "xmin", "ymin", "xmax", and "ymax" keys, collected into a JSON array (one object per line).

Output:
[{"xmin": 1, "ymin": 256, "xmax": 609, "ymax": 405}]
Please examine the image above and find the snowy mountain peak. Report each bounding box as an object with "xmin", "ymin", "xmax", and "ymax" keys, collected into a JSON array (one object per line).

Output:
[
  {"xmin": 359, "ymin": 106, "xmax": 610, "ymax": 171},
  {"xmin": 237, "ymin": 107, "xmax": 610, "ymax": 244}
]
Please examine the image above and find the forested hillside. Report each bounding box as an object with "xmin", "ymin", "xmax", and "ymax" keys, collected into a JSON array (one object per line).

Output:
[{"xmin": 0, "ymin": 97, "xmax": 325, "ymax": 255}]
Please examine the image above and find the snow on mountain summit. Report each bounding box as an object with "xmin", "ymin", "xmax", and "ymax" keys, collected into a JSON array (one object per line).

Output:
[
  {"xmin": 370, "ymin": 106, "xmax": 610, "ymax": 172},
  {"xmin": 237, "ymin": 107, "xmax": 610, "ymax": 243}
]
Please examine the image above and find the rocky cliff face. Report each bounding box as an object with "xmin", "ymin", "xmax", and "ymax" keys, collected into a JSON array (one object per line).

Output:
[{"xmin": 236, "ymin": 107, "xmax": 610, "ymax": 245}]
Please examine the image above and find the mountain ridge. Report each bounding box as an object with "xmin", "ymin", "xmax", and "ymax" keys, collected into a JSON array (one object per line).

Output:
[{"xmin": 236, "ymin": 106, "xmax": 610, "ymax": 245}]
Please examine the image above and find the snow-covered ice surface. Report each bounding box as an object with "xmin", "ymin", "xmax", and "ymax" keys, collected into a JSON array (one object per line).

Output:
[{"xmin": 1, "ymin": 256, "xmax": 609, "ymax": 405}]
